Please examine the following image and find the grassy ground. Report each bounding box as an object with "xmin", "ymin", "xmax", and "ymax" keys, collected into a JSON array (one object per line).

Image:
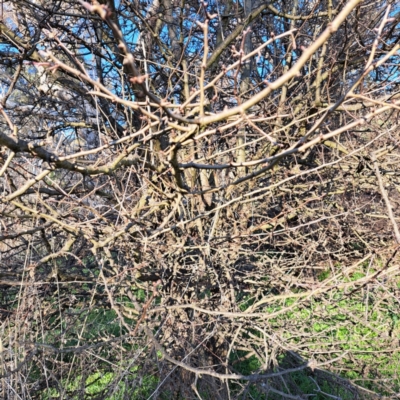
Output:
[{"xmin": 37, "ymin": 270, "xmax": 400, "ymax": 399}]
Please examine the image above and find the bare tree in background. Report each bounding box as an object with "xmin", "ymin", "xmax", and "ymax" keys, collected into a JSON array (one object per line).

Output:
[{"xmin": 1, "ymin": 0, "xmax": 400, "ymax": 398}]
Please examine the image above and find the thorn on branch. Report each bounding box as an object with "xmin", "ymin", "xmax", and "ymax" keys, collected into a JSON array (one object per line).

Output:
[
  {"xmin": 78, "ymin": 0, "xmax": 111, "ymax": 20},
  {"xmin": 291, "ymin": 33, "xmax": 297, "ymax": 50},
  {"xmin": 243, "ymin": 28, "xmax": 251, "ymax": 37},
  {"xmin": 211, "ymin": 86, "xmax": 218, "ymax": 102},
  {"xmin": 231, "ymin": 46, "xmax": 241, "ymax": 58},
  {"xmin": 201, "ymin": 1, "xmax": 217, "ymax": 20},
  {"xmin": 32, "ymin": 62, "xmax": 51, "ymax": 69},
  {"xmin": 195, "ymin": 20, "xmax": 206, "ymax": 29},
  {"xmin": 77, "ymin": 0, "xmax": 95, "ymax": 12},
  {"xmin": 129, "ymin": 75, "xmax": 148, "ymax": 85}
]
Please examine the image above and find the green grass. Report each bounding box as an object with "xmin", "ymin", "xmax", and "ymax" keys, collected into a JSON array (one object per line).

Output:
[
  {"xmin": 30, "ymin": 264, "xmax": 400, "ymax": 399},
  {"xmin": 41, "ymin": 369, "xmax": 160, "ymax": 399},
  {"xmin": 225, "ymin": 265, "xmax": 400, "ymax": 398}
]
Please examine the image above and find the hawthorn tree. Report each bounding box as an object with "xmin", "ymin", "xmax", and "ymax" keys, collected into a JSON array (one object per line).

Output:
[{"xmin": 0, "ymin": 0, "xmax": 400, "ymax": 398}]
